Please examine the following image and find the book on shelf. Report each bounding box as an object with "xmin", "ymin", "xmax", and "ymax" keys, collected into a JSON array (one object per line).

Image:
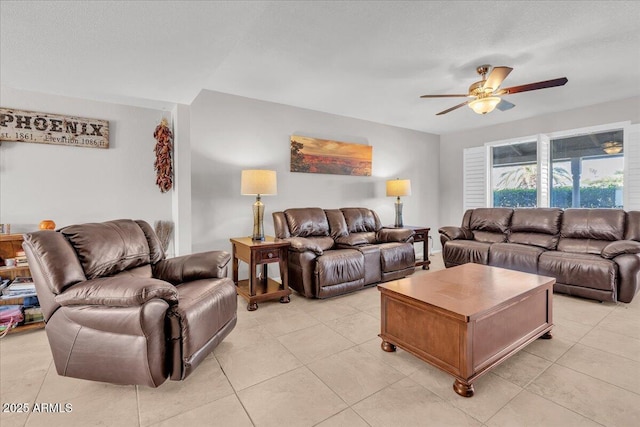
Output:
[
  {"xmin": 14, "ymin": 250, "xmax": 28, "ymax": 267},
  {"xmin": 1, "ymin": 277, "xmax": 37, "ymax": 299},
  {"xmin": 23, "ymin": 306, "xmax": 44, "ymax": 324},
  {"xmin": 8, "ymin": 276, "xmax": 34, "ymax": 286}
]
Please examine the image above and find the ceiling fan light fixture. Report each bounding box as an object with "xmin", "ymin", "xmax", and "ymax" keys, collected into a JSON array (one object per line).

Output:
[
  {"xmin": 602, "ymin": 141, "xmax": 623, "ymax": 154},
  {"xmin": 469, "ymin": 96, "xmax": 501, "ymax": 115}
]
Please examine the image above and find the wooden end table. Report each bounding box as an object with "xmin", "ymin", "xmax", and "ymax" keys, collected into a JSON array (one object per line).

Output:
[
  {"xmin": 385, "ymin": 225, "xmax": 431, "ymax": 269},
  {"xmin": 230, "ymin": 236, "xmax": 291, "ymax": 311}
]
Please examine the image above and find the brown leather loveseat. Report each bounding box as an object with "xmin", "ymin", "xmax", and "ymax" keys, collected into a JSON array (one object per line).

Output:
[
  {"xmin": 22, "ymin": 219, "xmax": 237, "ymax": 387},
  {"xmin": 439, "ymin": 208, "xmax": 640, "ymax": 303},
  {"xmin": 273, "ymin": 207, "xmax": 416, "ymax": 298}
]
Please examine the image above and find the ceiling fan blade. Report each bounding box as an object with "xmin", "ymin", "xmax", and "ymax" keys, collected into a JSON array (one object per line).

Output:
[
  {"xmin": 420, "ymin": 94, "xmax": 469, "ymax": 98},
  {"xmin": 483, "ymin": 66, "xmax": 513, "ymax": 91},
  {"xmin": 496, "ymin": 99, "xmax": 515, "ymax": 111},
  {"xmin": 496, "ymin": 77, "xmax": 568, "ymax": 95},
  {"xmin": 436, "ymin": 100, "xmax": 470, "ymax": 115}
]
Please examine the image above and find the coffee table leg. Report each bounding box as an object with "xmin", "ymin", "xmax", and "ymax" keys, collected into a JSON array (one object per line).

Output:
[
  {"xmin": 453, "ymin": 379, "xmax": 474, "ymax": 397},
  {"xmin": 381, "ymin": 340, "xmax": 396, "ymax": 352}
]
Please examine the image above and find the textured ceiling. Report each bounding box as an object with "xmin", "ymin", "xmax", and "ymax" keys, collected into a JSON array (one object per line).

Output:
[{"xmin": 1, "ymin": 1, "xmax": 639, "ymax": 134}]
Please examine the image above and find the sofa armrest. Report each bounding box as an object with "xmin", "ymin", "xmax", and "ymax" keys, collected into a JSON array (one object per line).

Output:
[
  {"xmin": 153, "ymin": 251, "xmax": 231, "ymax": 284},
  {"xmin": 285, "ymin": 237, "xmax": 324, "ymax": 255},
  {"xmin": 601, "ymin": 240, "xmax": 640, "ymax": 259},
  {"xmin": 55, "ymin": 276, "xmax": 178, "ymax": 307},
  {"xmin": 376, "ymin": 228, "xmax": 415, "ymax": 243},
  {"xmin": 439, "ymin": 226, "xmax": 474, "ymax": 241}
]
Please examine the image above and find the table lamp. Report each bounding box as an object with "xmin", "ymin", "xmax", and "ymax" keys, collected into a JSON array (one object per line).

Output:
[
  {"xmin": 386, "ymin": 178, "xmax": 411, "ymax": 227},
  {"xmin": 241, "ymin": 170, "xmax": 277, "ymax": 241}
]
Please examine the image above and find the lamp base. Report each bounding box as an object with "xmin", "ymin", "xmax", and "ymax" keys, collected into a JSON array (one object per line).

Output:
[
  {"xmin": 252, "ymin": 196, "xmax": 265, "ymax": 241},
  {"xmin": 394, "ymin": 198, "xmax": 404, "ymax": 228}
]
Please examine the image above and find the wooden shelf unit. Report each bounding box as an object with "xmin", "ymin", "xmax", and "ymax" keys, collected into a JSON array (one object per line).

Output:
[{"xmin": 0, "ymin": 233, "xmax": 45, "ymax": 335}]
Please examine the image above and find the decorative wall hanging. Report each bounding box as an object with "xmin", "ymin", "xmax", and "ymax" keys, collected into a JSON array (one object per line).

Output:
[
  {"xmin": 0, "ymin": 107, "xmax": 109, "ymax": 148},
  {"xmin": 153, "ymin": 118, "xmax": 173, "ymax": 193},
  {"xmin": 290, "ymin": 135, "xmax": 372, "ymax": 176}
]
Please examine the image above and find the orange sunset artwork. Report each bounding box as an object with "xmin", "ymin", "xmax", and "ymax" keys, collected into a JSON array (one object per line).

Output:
[{"xmin": 290, "ymin": 135, "xmax": 372, "ymax": 176}]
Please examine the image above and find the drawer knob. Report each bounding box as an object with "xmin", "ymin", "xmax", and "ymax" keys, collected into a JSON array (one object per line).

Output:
[{"xmin": 267, "ymin": 252, "xmax": 274, "ymax": 258}]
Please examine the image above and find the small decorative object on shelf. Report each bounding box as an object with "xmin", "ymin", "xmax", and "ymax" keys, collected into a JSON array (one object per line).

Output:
[{"xmin": 39, "ymin": 219, "xmax": 56, "ymax": 230}]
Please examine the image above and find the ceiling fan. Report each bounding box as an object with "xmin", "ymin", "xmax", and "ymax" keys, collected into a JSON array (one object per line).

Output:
[{"xmin": 420, "ymin": 65, "xmax": 568, "ymax": 116}]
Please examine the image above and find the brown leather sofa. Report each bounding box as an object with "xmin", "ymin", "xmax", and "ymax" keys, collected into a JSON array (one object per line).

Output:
[
  {"xmin": 273, "ymin": 207, "xmax": 416, "ymax": 298},
  {"xmin": 439, "ymin": 208, "xmax": 640, "ymax": 303},
  {"xmin": 22, "ymin": 219, "xmax": 237, "ymax": 387}
]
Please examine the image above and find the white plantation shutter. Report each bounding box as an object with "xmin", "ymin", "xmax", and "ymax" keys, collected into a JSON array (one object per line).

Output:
[
  {"xmin": 537, "ymin": 134, "xmax": 550, "ymax": 207},
  {"xmin": 464, "ymin": 146, "xmax": 488, "ymax": 210},
  {"xmin": 624, "ymin": 123, "xmax": 640, "ymax": 210}
]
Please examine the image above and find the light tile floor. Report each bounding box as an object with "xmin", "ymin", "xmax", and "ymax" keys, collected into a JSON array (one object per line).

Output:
[{"xmin": 1, "ymin": 253, "xmax": 639, "ymax": 426}]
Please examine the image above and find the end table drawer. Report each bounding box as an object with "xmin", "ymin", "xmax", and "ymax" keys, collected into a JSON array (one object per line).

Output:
[
  {"xmin": 255, "ymin": 248, "xmax": 279, "ymax": 262},
  {"xmin": 413, "ymin": 231, "xmax": 427, "ymax": 242}
]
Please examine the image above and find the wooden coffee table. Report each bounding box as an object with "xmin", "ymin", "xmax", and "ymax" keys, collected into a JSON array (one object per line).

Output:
[{"xmin": 378, "ymin": 263, "xmax": 554, "ymax": 397}]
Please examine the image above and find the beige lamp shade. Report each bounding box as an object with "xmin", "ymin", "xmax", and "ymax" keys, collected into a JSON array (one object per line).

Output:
[
  {"xmin": 386, "ymin": 179, "xmax": 412, "ymax": 197},
  {"xmin": 241, "ymin": 170, "xmax": 277, "ymax": 195}
]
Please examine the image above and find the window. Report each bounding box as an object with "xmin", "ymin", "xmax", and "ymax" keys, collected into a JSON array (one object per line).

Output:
[
  {"xmin": 491, "ymin": 141, "xmax": 538, "ymax": 207},
  {"xmin": 550, "ymin": 130, "xmax": 624, "ymax": 208},
  {"xmin": 473, "ymin": 122, "xmax": 639, "ymax": 210}
]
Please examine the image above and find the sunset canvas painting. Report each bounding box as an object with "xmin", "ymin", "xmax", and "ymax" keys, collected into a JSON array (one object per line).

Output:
[{"xmin": 290, "ymin": 135, "xmax": 372, "ymax": 176}]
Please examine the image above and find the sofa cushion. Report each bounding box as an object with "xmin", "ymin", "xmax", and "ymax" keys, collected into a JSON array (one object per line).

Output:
[
  {"xmin": 538, "ymin": 251, "xmax": 616, "ymax": 293},
  {"xmin": 489, "ymin": 243, "xmax": 545, "ymax": 274},
  {"xmin": 557, "ymin": 238, "xmax": 610, "ymax": 255},
  {"xmin": 284, "ymin": 208, "xmax": 330, "ymax": 237},
  {"xmin": 335, "ymin": 232, "xmax": 376, "ymax": 246},
  {"xmin": 509, "ymin": 232, "xmax": 559, "ymax": 250},
  {"xmin": 325, "ymin": 209, "xmax": 349, "ymax": 238},
  {"xmin": 341, "ymin": 208, "xmax": 380, "ymax": 233},
  {"xmin": 561, "ymin": 209, "xmax": 625, "ymax": 241},
  {"xmin": 472, "ymin": 230, "xmax": 507, "ymax": 243},
  {"xmin": 510, "ymin": 208, "xmax": 563, "ymax": 234},
  {"xmin": 469, "ymin": 208, "xmax": 513, "ymax": 233},
  {"xmin": 60, "ymin": 219, "xmax": 151, "ymax": 279},
  {"xmin": 134, "ymin": 220, "xmax": 166, "ymax": 264}
]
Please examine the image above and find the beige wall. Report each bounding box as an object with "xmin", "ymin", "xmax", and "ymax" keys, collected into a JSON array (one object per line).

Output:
[
  {"xmin": 0, "ymin": 86, "xmax": 172, "ymax": 232},
  {"xmin": 189, "ymin": 90, "xmax": 440, "ymax": 254}
]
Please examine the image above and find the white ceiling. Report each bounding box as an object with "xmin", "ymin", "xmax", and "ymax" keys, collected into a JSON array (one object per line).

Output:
[{"xmin": 1, "ymin": 1, "xmax": 639, "ymax": 135}]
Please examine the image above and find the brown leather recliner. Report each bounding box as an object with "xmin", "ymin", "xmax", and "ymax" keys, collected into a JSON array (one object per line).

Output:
[
  {"xmin": 22, "ymin": 219, "xmax": 237, "ymax": 387},
  {"xmin": 273, "ymin": 207, "xmax": 416, "ymax": 298},
  {"xmin": 439, "ymin": 208, "xmax": 640, "ymax": 303}
]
